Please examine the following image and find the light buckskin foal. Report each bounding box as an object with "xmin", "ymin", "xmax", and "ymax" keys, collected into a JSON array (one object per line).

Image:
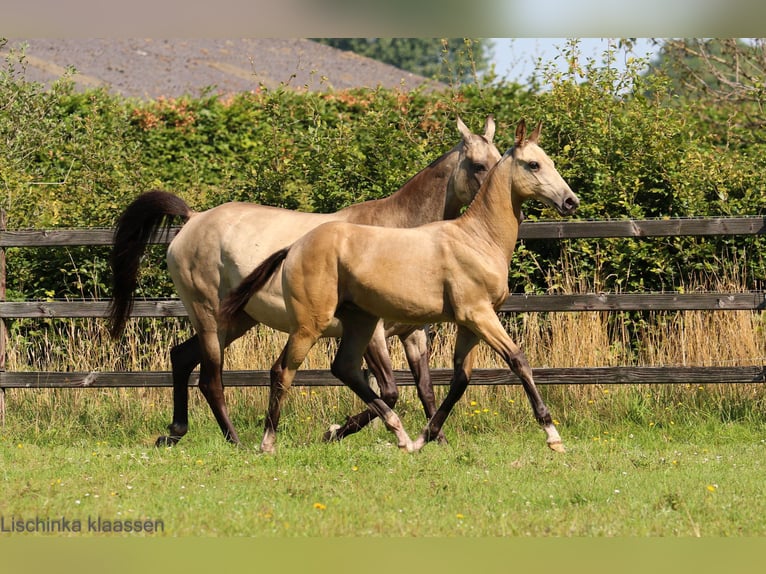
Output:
[{"xmin": 220, "ymin": 119, "xmax": 579, "ymax": 454}]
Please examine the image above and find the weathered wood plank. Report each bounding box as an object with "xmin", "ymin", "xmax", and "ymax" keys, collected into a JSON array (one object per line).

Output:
[
  {"xmin": 498, "ymin": 292, "xmax": 766, "ymax": 312},
  {"xmin": 517, "ymin": 217, "xmax": 766, "ymax": 239},
  {"xmin": 0, "ymin": 228, "xmax": 179, "ymax": 247},
  {"xmin": 0, "ymin": 300, "xmax": 187, "ymax": 318},
  {"xmin": 2, "ymin": 293, "xmax": 764, "ymax": 318},
  {"xmin": 1, "ymin": 217, "xmax": 764, "ymax": 247},
  {"xmin": 0, "ymin": 370, "xmax": 335, "ymax": 388},
  {"xmin": 2, "ymin": 366, "xmax": 764, "ymax": 389}
]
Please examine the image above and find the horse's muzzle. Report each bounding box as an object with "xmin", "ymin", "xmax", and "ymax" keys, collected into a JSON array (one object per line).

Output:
[{"xmin": 557, "ymin": 194, "xmax": 580, "ymax": 216}]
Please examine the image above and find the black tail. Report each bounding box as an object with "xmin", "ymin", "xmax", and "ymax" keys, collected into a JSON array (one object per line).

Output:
[
  {"xmin": 108, "ymin": 190, "xmax": 193, "ymax": 338},
  {"xmin": 219, "ymin": 247, "xmax": 291, "ymax": 327}
]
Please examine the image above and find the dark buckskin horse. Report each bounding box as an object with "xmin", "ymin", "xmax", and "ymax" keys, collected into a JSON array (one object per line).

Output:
[
  {"xmin": 220, "ymin": 120, "xmax": 579, "ymax": 454},
  {"xmin": 108, "ymin": 117, "xmax": 501, "ymax": 447}
]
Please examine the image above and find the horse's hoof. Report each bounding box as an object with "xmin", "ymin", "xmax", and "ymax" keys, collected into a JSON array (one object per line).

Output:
[
  {"xmin": 259, "ymin": 442, "xmax": 277, "ymax": 455},
  {"xmin": 398, "ymin": 439, "xmax": 415, "ymax": 453},
  {"xmin": 547, "ymin": 441, "xmax": 566, "ymax": 453},
  {"xmin": 323, "ymin": 424, "xmax": 342, "ymax": 442},
  {"xmin": 436, "ymin": 434, "xmax": 449, "ymax": 446},
  {"xmin": 155, "ymin": 435, "xmax": 180, "ymax": 448}
]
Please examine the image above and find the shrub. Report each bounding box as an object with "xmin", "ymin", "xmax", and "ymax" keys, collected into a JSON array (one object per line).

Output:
[{"xmin": 1, "ymin": 38, "xmax": 764, "ymax": 305}]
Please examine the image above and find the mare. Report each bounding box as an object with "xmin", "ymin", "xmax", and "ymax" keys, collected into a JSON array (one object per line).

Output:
[
  {"xmin": 108, "ymin": 116, "xmax": 501, "ymax": 446},
  {"xmin": 220, "ymin": 119, "xmax": 579, "ymax": 454}
]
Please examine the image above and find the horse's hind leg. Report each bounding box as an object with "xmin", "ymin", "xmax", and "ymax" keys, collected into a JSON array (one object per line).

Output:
[
  {"xmin": 323, "ymin": 321, "xmax": 397, "ymax": 441},
  {"xmin": 261, "ymin": 328, "xmax": 318, "ymax": 454},
  {"xmin": 413, "ymin": 326, "xmax": 478, "ymax": 451},
  {"xmin": 196, "ymin": 337, "xmax": 240, "ymax": 445},
  {"xmin": 331, "ymin": 309, "xmax": 413, "ymax": 452},
  {"xmin": 202, "ymin": 311, "xmax": 261, "ymax": 445},
  {"xmin": 194, "ymin": 312, "xmax": 254, "ymax": 446},
  {"xmin": 155, "ymin": 335, "xmax": 201, "ymax": 447}
]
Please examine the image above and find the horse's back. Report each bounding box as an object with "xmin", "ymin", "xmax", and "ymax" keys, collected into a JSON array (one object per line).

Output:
[
  {"xmin": 285, "ymin": 221, "xmax": 454, "ymax": 325},
  {"xmin": 167, "ymin": 202, "xmax": 339, "ymax": 321}
]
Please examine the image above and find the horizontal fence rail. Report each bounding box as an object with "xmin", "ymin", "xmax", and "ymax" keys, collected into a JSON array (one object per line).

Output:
[
  {"xmin": 1, "ymin": 216, "xmax": 765, "ymax": 404},
  {"xmin": 2, "ymin": 216, "xmax": 765, "ymax": 247},
  {"xmin": 2, "ymin": 366, "xmax": 765, "ymax": 389},
  {"xmin": 2, "ymin": 292, "xmax": 765, "ymax": 319}
]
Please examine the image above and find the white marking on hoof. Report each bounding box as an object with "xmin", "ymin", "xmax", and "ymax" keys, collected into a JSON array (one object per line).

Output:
[
  {"xmin": 542, "ymin": 423, "xmax": 563, "ymax": 450},
  {"xmin": 323, "ymin": 424, "xmax": 342, "ymax": 442},
  {"xmin": 260, "ymin": 431, "xmax": 277, "ymax": 454},
  {"xmin": 382, "ymin": 411, "xmax": 413, "ymax": 453},
  {"xmin": 411, "ymin": 435, "xmax": 427, "ymax": 452},
  {"xmin": 547, "ymin": 441, "xmax": 566, "ymax": 453}
]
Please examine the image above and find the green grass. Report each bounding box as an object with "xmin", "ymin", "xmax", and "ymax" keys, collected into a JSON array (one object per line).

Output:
[{"xmin": 2, "ymin": 385, "xmax": 765, "ymax": 537}]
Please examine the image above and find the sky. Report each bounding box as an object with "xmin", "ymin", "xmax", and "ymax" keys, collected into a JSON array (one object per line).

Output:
[{"xmin": 489, "ymin": 38, "xmax": 660, "ymax": 85}]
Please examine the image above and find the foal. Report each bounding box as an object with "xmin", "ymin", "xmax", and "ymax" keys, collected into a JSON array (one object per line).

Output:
[{"xmin": 221, "ymin": 119, "xmax": 579, "ymax": 454}]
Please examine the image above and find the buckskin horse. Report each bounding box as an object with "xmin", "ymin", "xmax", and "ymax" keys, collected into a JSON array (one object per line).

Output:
[
  {"xmin": 108, "ymin": 116, "xmax": 501, "ymax": 446},
  {"xmin": 220, "ymin": 119, "xmax": 579, "ymax": 454}
]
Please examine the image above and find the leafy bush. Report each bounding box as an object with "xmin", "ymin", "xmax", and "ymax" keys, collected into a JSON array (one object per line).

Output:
[{"xmin": 1, "ymin": 39, "xmax": 764, "ymax": 305}]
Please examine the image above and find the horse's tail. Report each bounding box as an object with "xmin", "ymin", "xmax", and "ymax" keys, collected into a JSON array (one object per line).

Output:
[
  {"xmin": 219, "ymin": 247, "xmax": 291, "ymax": 327},
  {"xmin": 108, "ymin": 190, "xmax": 194, "ymax": 339}
]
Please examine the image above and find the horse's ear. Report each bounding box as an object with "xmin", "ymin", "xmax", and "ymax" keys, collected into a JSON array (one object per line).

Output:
[
  {"xmin": 483, "ymin": 115, "xmax": 496, "ymax": 143},
  {"xmin": 457, "ymin": 116, "xmax": 472, "ymax": 141},
  {"xmin": 528, "ymin": 121, "xmax": 543, "ymax": 144},
  {"xmin": 514, "ymin": 119, "xmax": 527, "ymax": 147}
]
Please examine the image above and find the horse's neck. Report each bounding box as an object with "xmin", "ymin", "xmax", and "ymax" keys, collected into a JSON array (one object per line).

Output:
[
  {"xmin": 338, "ymin": 149, "xmax": 459, "ymax": 227},
  {"xmin": 455, "ymin": 160, "xmax": 522, "ymax": 263}
]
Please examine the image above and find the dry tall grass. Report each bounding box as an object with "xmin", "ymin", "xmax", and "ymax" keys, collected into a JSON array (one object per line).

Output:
[{"xmin": 4, "ymin": 260, "xmax": 765, "ymax": 432}]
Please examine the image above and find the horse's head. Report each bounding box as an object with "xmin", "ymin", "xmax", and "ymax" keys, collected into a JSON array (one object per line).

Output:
[
  {"xmin": 508, "ymin": 119, "xmax": 579, "ymax": 216},
  {"xmin": 450, "ymin": 115, "xmax": 503, "ymax": 206}
]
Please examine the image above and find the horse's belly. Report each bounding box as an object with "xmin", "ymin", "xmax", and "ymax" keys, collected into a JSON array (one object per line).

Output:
[
  {"xmin": 243, "ymin": 291, "xmax": 343, "ymax": 337},
  {"xmin": 352, "ymin": 284, "xmax": 448, "ymax": 326}
]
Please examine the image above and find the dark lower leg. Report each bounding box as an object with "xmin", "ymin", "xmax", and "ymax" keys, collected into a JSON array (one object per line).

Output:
[
  {"xmin": 330, "ymin": 312, "xmax": 412, "ymax": 451},
  {"xmin": 413, "ymin": 327, "xmax": 477, "ymax": 450},
  {"xmin": 402, "ymin": 329, "xmax": 447, "ymax": 444},
  {"xmin": 198, "ymin": 357, "xmax": 240, "ymax": 445},
  {"xmin": 508, "ymin": 353, "xmax": 563, "ymax": 450},
  {"xmin": 261, "ymin": 333, "xmax": 317, "ymax": 454},
  {"xmin": 415, "ymin": 366, "xmax": 470, "ymax": 447},
  {"xmin": 507, "ymin": 353, "xmax": 552, "ymax": 424},
  {"xmin": 261, "ymin": 352, "xmax": 287, "ymax": 453},
  {"xmin": 325, "ymin": 328, "xmax": 398, "ymax": 441},
  {"xmin": 156, "ymin": 335, "xmax": 200, "ymax": 447}
]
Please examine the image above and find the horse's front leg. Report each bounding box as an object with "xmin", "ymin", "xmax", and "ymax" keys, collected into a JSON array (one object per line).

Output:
[
  {"xmin": 507, "ymin": 351, "xmax": 564, "ymax": 452},
  {"xmin": 471, "ymin": 312, "xmax": 565, "ymax": 453},
  {"xmin": 412, "ymin": 326, "xmax": 478, "ymax": 451},
  {"xmin": 399, "ymin": 326, "xmax": 448, "ymax": 444}
]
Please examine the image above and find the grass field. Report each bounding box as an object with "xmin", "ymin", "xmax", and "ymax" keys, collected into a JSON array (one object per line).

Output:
[
  {"xmin": 2, "ymin": 284, "xmax": 765, "ymax": 537},
  {"xmin": 1, "ymin": 380, "xmax": 765, "ymax": 537}
]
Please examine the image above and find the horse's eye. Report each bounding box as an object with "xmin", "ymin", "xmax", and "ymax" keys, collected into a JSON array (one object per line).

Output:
[{"xmin": 528, "ymin": 161, "xmax": 540, "ymax": 171}]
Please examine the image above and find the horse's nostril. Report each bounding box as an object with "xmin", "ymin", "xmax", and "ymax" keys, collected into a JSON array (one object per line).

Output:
[{"xmin": 565, "ymin": 196, "xmax": 579, "ymax": 210}]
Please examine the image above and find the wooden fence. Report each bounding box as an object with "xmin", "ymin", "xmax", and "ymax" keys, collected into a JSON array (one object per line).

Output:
[{"xmin": 1, "ymin": 215, "xmax": 765, "ymax": 422}]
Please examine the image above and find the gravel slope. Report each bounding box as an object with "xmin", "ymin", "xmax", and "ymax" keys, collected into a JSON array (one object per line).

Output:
[{"xmin": 3, "ymin": 38, "xmax": 443, "ymax": 98}]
